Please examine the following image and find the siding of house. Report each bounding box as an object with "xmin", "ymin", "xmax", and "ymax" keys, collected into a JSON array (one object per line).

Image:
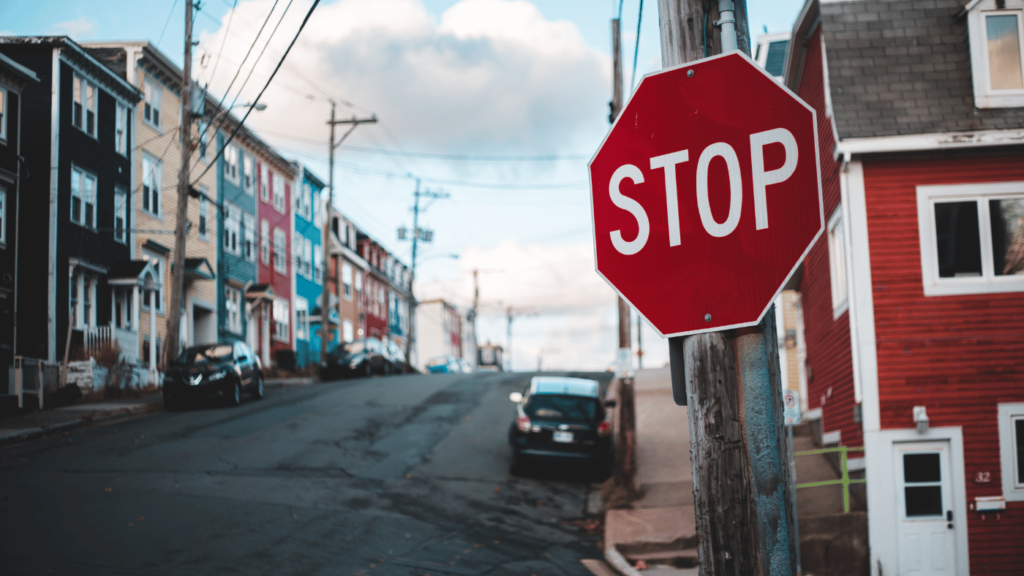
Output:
[
  {"xmin": 256, "ymin": 160, "xmax": 293, "ymax": 362},
  {"xmin": 216, "ymin": 131, "xmax": 256, "ymax": 342},
  {"xmin": 293, "ymin": 170, "xmax": 322, "ymax": 367},
  {"xmin": 863, "ymin": 149, "xmax": 1024, "ymax": 574},
  {"xmin": 795, "ymin": 28, "xmax": 861, "ymax": 448}
]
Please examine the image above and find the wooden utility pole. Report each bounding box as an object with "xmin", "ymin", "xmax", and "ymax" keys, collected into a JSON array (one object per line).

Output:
[
  {"xmin": 658, "ymin": 1, "xmax": 797, "ymax": 575},
  {"xmin": 166, "ymin": 0, "xmax": 194, "ymax": 364},
  {"xmin": 319, "ymin": 103, "xmax": 376, "ymax": 366},
  {"xmin": 609, "ymin": 17, "xmax": 632, "ymax": 353}
]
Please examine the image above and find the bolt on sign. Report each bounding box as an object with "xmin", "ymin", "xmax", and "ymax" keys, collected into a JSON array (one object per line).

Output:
[{"xmin": 589, "ymin": 52, "xmax": 824, "ymax": 337}]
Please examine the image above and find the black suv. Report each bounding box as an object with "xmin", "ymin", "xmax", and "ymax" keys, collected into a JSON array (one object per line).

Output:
[
  {"xmin": 163, "ymin": 342, "xmax": 264, "ymax": 410},
  {"xmin": 321, "ymin": 338, "xmax": 388, "ymax": 380}
]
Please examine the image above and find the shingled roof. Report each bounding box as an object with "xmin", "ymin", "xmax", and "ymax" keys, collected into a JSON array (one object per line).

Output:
[{"xmin": 787, "ymin": 0, "xmax": 1024, "ymax": 140}]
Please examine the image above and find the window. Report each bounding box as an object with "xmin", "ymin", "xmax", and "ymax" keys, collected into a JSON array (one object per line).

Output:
[
  {"xmin": 273, "ymin": 173, "xmax": 285, "ymax": 213},
  {"xmin": 243, "ymin": 214, "xmax": 255, "ymax": 261},
  {"xmin": 354, "ymin": 270, "xmax": 362, "ymax": 294},
  {"xmin": 72, "ymin": 74, "xmax": 98, "ymax": 137},
  {"xmin": 115, "ymin": 103, "xmax": 128, "ymax": 156},
  {"xmin": 295, "ymin": 297, "xmax": 308, "ymax": 341},
  {"xmin": 314, "ymin": 248, "xmax": 323, "ymax": 284},
  {"xmin": 916, "ymin": 182, "xmax": 1024, "ymax": 296},
  {"xmin": 141, "ymin": 153, "xmax": 161, "ymax": 217},
  {"xmin": 242, "ymin": 155, "xmax": 254, "ymax": 194},
  {"xmin": 198, "ymin": 196, "xmax": 208, "ymax": 240},
  {"xmin": 223, "ymin": 203, "xmax": 240, "ymax": 256},
  {"xmin": 224, "ymin": 144, "xmax": 240, "ymax": 184},
  {"xmin": 826, "ymin": 206, "xmax": 848, "ymax": 317},
  {"xmin": 0, "ymin": 87, "xmax": 6, "ymax": 141},
  {"xmin": 142, "ymin": 249, "xmax": 164, "ymax": 312},
  {"xmin": 225, "ymin": 286, "xmax": 243, "ymax": 333},
  {"xmin": 260, "ymin": 219, "xmax": 269, "ymax": 264},
  {"xmin": 260, "ymin": 164, "xmax": 269, "ymax": 203},
  {"xmin": 197, "ymin": 121, "xmax": 210, "ymax": 162},
  {"xmin": 293, "ymin": 233, "xmax": 304, "ymax": 275},
  {"xmin": 143, "ymin": 79, "xmax": 161, "ymax": 128},
  {"xmin": 968, "ymin": 0, "xmax": 1024, "ymax": 108},
  {"xmin": 273, "ymin": 297, "xmax": 290, "ymax": 342},
  {"xmin": 70, "ymin": 165, "xmax": 97, "ymax": 229},
  {"xmin": 342, "ymin": 319, "xmax": 353, "ymax": 343},
  {"xmin": 342, "ymin": 262, "xmax": 353, "ymax": 300},
  {"xmin": 304, "ymin": 239, "xmax": 312, "ymax": 278},
  {"xmin": 998, "ymin": 403, "xmax": 1024, "ymax": 501},
  {"xmin": 273, "ymin": 228, "xmax": 287, "ymax": 273},
  {"xmin": 114, "ymin": 187, "xmax": 127, "ymax": 244},
  {"xmin": 312, "ymin": 189, "xmax": 321, "ymax": 229}
]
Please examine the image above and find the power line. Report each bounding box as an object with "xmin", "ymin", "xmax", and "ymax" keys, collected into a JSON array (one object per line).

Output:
[
  {"xmin": 157, "ymin": 0, "xmax": 180, "ymax": 49},
  {"xmin": 226, "ymin": 0, "xmax": 296, "ymax": 114},
  {"xmin": 631, "ymin": 0, "xmax": 644, "ymax": 89},
  {"xmin": 206, "ymin": 0, "xmax": 238, "ymax": 82}
]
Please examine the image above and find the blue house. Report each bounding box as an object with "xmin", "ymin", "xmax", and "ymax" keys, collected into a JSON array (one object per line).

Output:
[{"xmin": 292, "ymin": 165, "xmax": 324, "ymax": 368}]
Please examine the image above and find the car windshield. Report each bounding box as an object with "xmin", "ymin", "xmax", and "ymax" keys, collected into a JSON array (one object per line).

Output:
[
  {"xmin": 340, "ymin": 341, "xmax": 367, "ymax": 355},
  {"xmin": 524, "ymin": 394, "xmax": 600, "ymax": 422},
  {"xmin": 427, "ymin": 356, "xmax": 451, "ymax": 367},
  {"xmin": 177, "ymin": 344, "xmax": 233, "ymax": 365}
]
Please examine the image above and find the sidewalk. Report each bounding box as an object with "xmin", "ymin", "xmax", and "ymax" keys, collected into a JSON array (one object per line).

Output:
[
  {"xmin": 604, "ymin": 368, "xmax": 698, "ymax": 576},
  {"xmin": 0, "ymin": 394, "xmax": 163, "ymax": 447}
]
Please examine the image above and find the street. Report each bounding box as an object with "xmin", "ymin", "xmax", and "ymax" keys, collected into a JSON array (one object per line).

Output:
[{"xmin": 0, "ymin": 371, "xmax": 611, "ymax": 575}]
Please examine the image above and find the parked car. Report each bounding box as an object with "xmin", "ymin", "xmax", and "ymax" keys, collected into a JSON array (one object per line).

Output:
[
  {"xmin": 384, "ymin": 340, "xmax": 407, "ymax": 374},
  {"xmin": 321, "ymin": 338, "xmax": 388, "ymax": 380},
  {"xmin": 456, "ymin": 358, "xmax": 473, "ymax": 373},
  {"xmin": 163, "ymin": 341, "xmax": 264, "ymax": 410},
  {"xmin": 507, "ymin": 376, "xmax": 614, "ymax": 471},
  {"xmin": 426, "ymin": 355, "xmax": 461, "ymax": 374}
]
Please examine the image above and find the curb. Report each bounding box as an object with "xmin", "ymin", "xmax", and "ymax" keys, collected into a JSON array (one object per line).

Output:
[
  {"xmin": 604, "ymin": 546, "xmax": 642, "ymax": 576},
  {"xmin": 0, "ymin": 402, "xmax": 160, "ymax": 448}
]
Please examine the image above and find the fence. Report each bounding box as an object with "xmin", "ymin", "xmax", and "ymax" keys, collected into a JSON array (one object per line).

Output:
[
  {"xmin": 794, "ymin": 445, "xmax": 866, "ymax": 513},
  {"xmin": 82, "ymin": 326, "xmax": 139, "ymax": 364},
  {"xmin": 11, "ymin": 357, "xmax": 60, "ymax": 410}
]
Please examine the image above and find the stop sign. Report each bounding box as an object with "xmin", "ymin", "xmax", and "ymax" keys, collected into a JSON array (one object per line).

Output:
[{"xmin": 590, "ymin": 52, "xmax": 823, "ymax": 337}]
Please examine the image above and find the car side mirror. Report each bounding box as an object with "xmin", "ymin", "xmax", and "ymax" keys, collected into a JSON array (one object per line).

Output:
[
  {"xmin": 509, "ymin": 392, "xmax": 523, "ymax": 403},
  {"xmin": 604, "ymin": 399, "xmax": 617, "ymax": 408}
]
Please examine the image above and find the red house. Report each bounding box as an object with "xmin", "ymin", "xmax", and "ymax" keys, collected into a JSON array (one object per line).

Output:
[
  {"xmin": 358, "ymin": 236, "xmax": 389, "ymax": 340},
  {"xmin": 254, "ymin": 158, "xmax": 296, "ymax": 367},
  {"xmin": 785, "ymin": 0, "xmax": 1024, "ymax": 573}
]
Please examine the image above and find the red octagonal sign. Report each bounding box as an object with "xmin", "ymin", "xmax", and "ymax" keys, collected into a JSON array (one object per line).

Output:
[{"xmin": 590, "ymin": 52, "xmax": 823, "ymax": 337}]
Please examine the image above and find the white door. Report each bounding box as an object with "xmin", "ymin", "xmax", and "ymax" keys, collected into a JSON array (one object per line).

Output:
[{"xmin": 894, "ymin": 442, "xmax": 958, "ymax": 575}]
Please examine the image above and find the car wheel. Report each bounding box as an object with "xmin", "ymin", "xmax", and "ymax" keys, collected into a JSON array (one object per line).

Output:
[
  {"xmin": 227, "ymin": 379, "xmax": 242, "ymax": 407},
  {"xmin": 510, "ymin": 450, "xmax": 528, "ymax": 475},
  {"xmin": 250, "ymin": 374, "xmax": 265, "ymax": 400}
]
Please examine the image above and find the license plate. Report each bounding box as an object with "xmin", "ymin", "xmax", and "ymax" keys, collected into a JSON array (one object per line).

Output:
[{"xmin": 552, "ymin": 431, "xmax": 574, "ymax": 443}]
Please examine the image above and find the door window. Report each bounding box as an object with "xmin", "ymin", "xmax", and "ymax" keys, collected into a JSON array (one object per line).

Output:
[{"xmin": 903, "ymin": 453, "xmax": 944, "ymax": 517}]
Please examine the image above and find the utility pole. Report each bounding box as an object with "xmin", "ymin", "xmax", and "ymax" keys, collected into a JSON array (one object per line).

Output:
[
  {"xmin": 166, "ymin": 0, "xmax": 194, "ymax": 365},
  {"xmin": 609, "ymin": 16, "xmax": 632, "ymax": 360},
  {"xmin": 319, "ymin": 102, "xmax": 376, "ymax": 367},
  {"xmin": 506, "ymin": 305, "xmax": 513, "ymax": 372},
  {"xmin": 404, "ymin": 182, "xmax": 449, "ymax": 368},
  {"xmin": 636, "ymin": 312, "xmax": 643, "ymax": 370},
  {"xmin": 471, "ymin": 269, "xmax": 479, "ymax": 368},
  {"xmin": 658, "ymin": 1, "xmax": 796, "ymax": 575}
]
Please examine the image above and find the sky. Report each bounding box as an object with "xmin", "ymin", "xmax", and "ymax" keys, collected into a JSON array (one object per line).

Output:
[{"xmin": 1, "ymin": 0, "xmax": 807, "ymax": 371}]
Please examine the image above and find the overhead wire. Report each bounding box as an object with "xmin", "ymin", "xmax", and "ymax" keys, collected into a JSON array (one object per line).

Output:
[
  {"xmin": 631, "ymin": 0, "xmax": 644, "ymax": 89},
  {"xmin": 157, "ymin": 0, "xmax": 180, "ymax": 49},
  {"xmin": 206, "ymin": 0, "xmax": 238, "ymax": 82}
]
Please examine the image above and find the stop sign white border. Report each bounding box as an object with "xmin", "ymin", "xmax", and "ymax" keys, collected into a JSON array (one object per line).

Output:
[{"xmin": 588, "ymin": 50, "xmax": 824, "ymax": 339}]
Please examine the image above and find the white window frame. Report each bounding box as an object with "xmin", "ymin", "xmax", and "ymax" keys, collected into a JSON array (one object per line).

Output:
[
  {"xmin": 295, "ymin": 297, "xmax": 309, "ymax": 341},
  {"xmin": 273, "ymin": 172, "xmax": 285, "ymax": 213},
  {"xmin": 342, "ymin": 261, "xmax": 353, "ymax": 301},
  {"xmin": 115, "ymin": 103, "xmax": 128, "ymax": 156},
  {"xmin": 198, "ymin": 195, "xmax": 209, "ymax": 241},
  {"xmin": 223, "ymin": 203, "xmax": 241, "ymax": 256},
  {"xmin": 225, "ymin": 285, "xmax": 243, "ymax": 333},
  {"xmin": 224, "ymin": 144, "xmax": 240, "ymax": 185},
  {"xmin": 916, "ymin": 181, "xmax": 1024, "ymax": 296},
  {"xmin": 303, "ymin": 239, "xmax": 312, "ymax": 278},
  {"xmin": 141, "ymin": 153, "xmax": 161, "ymax": 218},
  {"xmin": 998, "ymin": 402, "xmax": 1024, "ymax": 501},
  {"xmin": 0, "ymin": 187, "xmax": 6, "ymax": 245},
  {"xmin": 260, "ymin": 219, "xmax": 270, "ymax": 264},
  {"xmin": 827, "ymin": 205, "xmax": 849, "ymax": 318},
  {"xmin": 114, "ymin": 186, "xmax": 127, "ymax": 244},
  {"xmin": 273, "ymin": 297, "xmax": 290, "ymax": 343},
  {"xmin": 273, "ymin": 227, "xmax": 286, "ymax": 273},
  {"xmin": 242, "ymin": 155, "xmax": 254, "ymax": 194},
  {"xmin": 142, "ymin": 248, "xmax": 165, "ymax": 313},
  {"xmin": 143, "ymin": 78, "xmax": 162, "ymax": 129},
  {"xmin": 342, "ymin": 319, "xmax": 353, "ymax": 343},
  {"xmin": 293, "ymin": 233, "xmax": 304, "ymax": 275},
  {"xmin": 260, "ymin": 164, "xmax": 269, "ymax": 203},
  {"xmin": 197, "ymin": 121, "xmax": 210, "ymax": 162},
  {"xmin": 968, "ymin": 0, "xmax": 1024, "ymax": 109},
  {"xmin": 313, "ymin": 248, "xmax": 323, "ymax": 284},
  {"xmin": 243, "ymin": 213, "xmax": 255, "ymax": 261},
  {"xmin": 70, "ymin": 165, "xmax": 97, "ymax": 229},
  {"xmin": 72, "ymin": 73, "xmax": 98, "ymax": 138},
  {"xmin": 0, "ymin": 86, "xmax": 7, "ymax": 142}
]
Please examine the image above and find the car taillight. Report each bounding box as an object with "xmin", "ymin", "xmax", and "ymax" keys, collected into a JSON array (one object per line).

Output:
[
  {"xmin": 598, "ymin": 419, "xmax": 611, "ymax": 437},
  {"xmin": 516, "ymin": 414, "xmax": 531, "ymax": 433}
]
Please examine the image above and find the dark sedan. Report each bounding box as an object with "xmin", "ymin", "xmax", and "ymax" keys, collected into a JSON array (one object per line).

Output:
[
  {"xmin": 163, "ymin": 341, "xmax": 264, "ymax": 410},
  {"xmin": 320, "ymin": 338, "xmax": 388, "ymax": 380},
  {"xmin": 508, "ymin": 377, "xmax": 614, "ymax": 472}
]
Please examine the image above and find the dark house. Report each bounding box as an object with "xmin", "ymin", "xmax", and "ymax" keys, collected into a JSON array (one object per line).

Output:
[
  {"xmin": 0, "ymin": 37, "xmax": 142, "ymax": 366},
  {"xmin": 0, "ymin": 51, "xmax": 40, "ymax": 393}
]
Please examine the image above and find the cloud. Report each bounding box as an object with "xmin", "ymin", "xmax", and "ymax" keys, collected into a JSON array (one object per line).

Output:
[
  {"xmin": 52, "ymin": 16, "xmax": 96, "ymax": 39},
  {"xmin": 196, "ymin": 0, "xmax": 609, "ymax": 155}
]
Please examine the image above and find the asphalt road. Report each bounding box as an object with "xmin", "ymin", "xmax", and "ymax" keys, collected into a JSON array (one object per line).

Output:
[{"xmin": 0, "ymin": 370, "xmax": 612, "ymax": 576}]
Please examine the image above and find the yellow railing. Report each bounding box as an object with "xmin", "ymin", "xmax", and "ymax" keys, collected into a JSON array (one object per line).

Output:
[{"xmin": 794, "ymin": 446, "xmax": 865, "ymax": 513}]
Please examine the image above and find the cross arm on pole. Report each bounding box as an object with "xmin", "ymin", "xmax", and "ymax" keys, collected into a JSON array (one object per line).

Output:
[{"xmin": 327, "ymin": 115, "xmax": 377, "ymax": 149}]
